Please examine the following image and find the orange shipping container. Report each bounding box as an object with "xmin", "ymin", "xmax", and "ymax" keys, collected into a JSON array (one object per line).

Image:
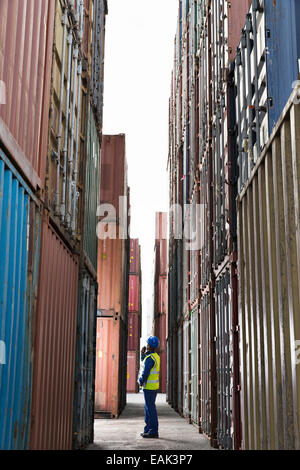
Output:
[
  {"xmin": 95, "ymin": 317, "xmax": 126, "ymax": 417},
  {"xmin": 97, "ymin": 237, "xmax": 128, "ymax": 319}
]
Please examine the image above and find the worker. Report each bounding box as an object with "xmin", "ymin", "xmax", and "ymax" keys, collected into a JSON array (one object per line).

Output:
[{"xmin": 138, "ymin": 336, "xmax": 160, "ymax": 439}]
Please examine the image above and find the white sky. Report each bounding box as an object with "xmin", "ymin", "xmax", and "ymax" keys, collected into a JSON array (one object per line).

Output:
[{"xmin": 102, "ymin": 0, "xmax": 178, "ymax": 341}]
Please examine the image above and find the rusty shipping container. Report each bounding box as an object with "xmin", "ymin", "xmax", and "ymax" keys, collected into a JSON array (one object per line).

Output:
[
  {"xmin": 30, "ymin": 215, "xmax": 79, "ymax": 450},
  {"xmin": 95, "ymin": 316, "xmax": 127, "ymax": 417},
  {"xmin": 0, "ymin": 0, "xmax": 55, "ymax": 191},
  {"xmin": 237, "ymin": 86, "xmax": 300, "ymax": 450}
]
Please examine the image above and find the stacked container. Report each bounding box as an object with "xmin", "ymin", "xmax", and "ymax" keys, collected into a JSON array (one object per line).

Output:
[
  {"xmin": 153, "ymin": 213, "xmax": 168, "ymax": 394},
  {"xmin": 0, "ymin": 0, "xmax": 108, "ymax": 450},
  {"xmin": 168, "ymin": 0, "xmax": 251, "ymax": 449},
  {"xmin": 126, "ymin": 239, "xmax": 142, "ymax": 393},
  {"xmin": 94, "ymin": 134, "xmax": 130, "ymax": 418},
  {"xmin": 168, "ymin": 0, "xmax": 300, "ymax": 451}
]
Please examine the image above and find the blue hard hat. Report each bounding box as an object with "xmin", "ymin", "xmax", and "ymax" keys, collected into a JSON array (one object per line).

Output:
[{"xmin": 146, "ymin": 336, "xmax": 160, "ymax": 349}]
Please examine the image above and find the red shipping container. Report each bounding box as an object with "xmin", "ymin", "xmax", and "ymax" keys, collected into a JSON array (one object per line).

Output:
[
  {"xmin": 128, "ymin": 275, "xmax": 139, "ymax": 312},
  {"xmin": 0, "ymin": 0, "xmax": 55, "ymax": 191},
  {"xmin": 30, "ymin": 216, "xmax": 79, "ymax": 450},
  {"xmin": 158, "ymin": 276, "xmax": 168, "ymax": 314},
  {"xmin": 127, "ymin": 351, "xmax": 139, "ymax": 393},
  {"xmin": 129, "ymin": 238, "xmax": 140, "ymax": 274},
  {"xmin": 127, "ymin": 313, "xmax": 141, "ymax": 351}
]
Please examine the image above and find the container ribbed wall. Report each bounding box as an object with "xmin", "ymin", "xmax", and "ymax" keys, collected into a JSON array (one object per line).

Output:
[
  {"xmin": 0, "ymin": 0, "xmax": 55, "ymax": 190},
  {"xmin": 238, "ymin": 88, "xmax": 300, "ymax": 450},
  {"xmin": 0, "ymin": 150, "xmax": 41, "ymax": 450},
  {"xmin": 30, "ymin": 217, "xmax": 79, "ymax": 450}
]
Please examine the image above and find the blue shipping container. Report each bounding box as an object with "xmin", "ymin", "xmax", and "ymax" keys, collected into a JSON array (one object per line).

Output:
[
  {"xmin": 0, "ymin": 149, "xmax": 41, "ymax": 449},
  {"xmin": 265, "ymin": 0, "xmax": 300, "ymax": 132}
]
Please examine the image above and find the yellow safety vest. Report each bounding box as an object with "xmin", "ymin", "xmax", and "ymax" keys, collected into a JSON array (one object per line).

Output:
[{"xmin": 141, "ymin": 353, "xmax": 160, "ymax": 390}]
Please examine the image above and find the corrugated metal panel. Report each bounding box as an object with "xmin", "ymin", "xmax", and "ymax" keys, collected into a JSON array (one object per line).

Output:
[
  {"xmin": 0, "ymin": 150, "xmax": 41, "ymax": 450},
  {"xmin": 72, "ymin": 270, "xmax": 97, "ymax": 450},
  {"xmin": 127, "ymin": 313, "xmax": 140, "ymax": 351},
  {"xmin": 129, "ymin": 239, "xmax": 140, "ymax": 274},
  {"xmin": 126, "ymin": 350, "xmax": 139, "ymax": 393},
  {"xmin": 237, "ymin": 87, "xmax": 300, "ymax": 450},
  {"xmin": 128, "ymin": 275, "xmax": 139, "ymax": 312},
  {"xmin": 83, "ymin": 104, "xmax": 101, "ymax": 270},
  {"xmin": 95, "ymin": 316, "xmax": 126, "ymax": 418},
  {"xmin": 0, "ymin": 0, "xmax": 55, "ymax": 190},
  {"xmin": 30, "ymin": 217, "xmax": 79, "ymax": 450}
]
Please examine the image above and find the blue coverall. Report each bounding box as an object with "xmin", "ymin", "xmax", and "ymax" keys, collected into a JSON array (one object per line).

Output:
[{"xmin": 139, "ymin": 352, "xmax": 159, "ymax": 436}]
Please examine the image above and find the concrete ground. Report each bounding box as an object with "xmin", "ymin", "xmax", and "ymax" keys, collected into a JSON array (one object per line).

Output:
[{"xmin": 87, "ymin": 393, "xmax": 214, "ymax": 451}]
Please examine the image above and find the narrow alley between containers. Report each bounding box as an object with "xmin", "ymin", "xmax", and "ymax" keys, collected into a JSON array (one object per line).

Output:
[
  {"xmin": 87, "ymin": 394, "xmax": 213, "ymax": 451},
  {"xmin": 1, "ymin": 0, "xmax": 300, "ymax": 455}
]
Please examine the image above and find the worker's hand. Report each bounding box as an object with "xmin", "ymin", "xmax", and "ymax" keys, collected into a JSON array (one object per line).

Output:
[{"xmin": 141, "ymin": 346, "xmax": 146, "ymax": 354}]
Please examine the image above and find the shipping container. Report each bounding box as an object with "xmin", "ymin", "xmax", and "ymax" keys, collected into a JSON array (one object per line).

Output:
[
  {"xmin": 215, "ymin": 269, "xmax": 233, "ymax": 450},
  {"xmin": 127, "ymin": 313, "xmax": 141, "ymax": 352},
  {"xmin": 94, "ymin": 316, "xmax": 127, "ymax": 418},
  {"xmin": 30, "ymin": 215, "xmax": 79, "ymax": 450},
  {"xmin": 97, "ymin": 237, "xmax": 128, "ymax": 319},
  {"xmin": 82, "ymin": 103, "xmax": 101, "ymax": 271},
  {"xmin": 0, "ymin": 149, "xmax": 41, "ymax": 450},
  {"xmin": 45, "ymin": 0, "xmax": 86, "ymax": 238},
  {"xmin": 100, "ymin": 134, "xmax": 128, "ymax": 219},
  {"xmin": 0, "ymin": 0, "xmax": 55, "ymax": 191},
  {"xmin": 237, "ymin": 86, "xmax": 300, "ymax": 450},
  {"xmin": 126, "ymin": 350, "xmax": 139, "ymax": 394},
  {"xmin": 72, "ymin": 270, "xmax": 97, "ymax": 449}
]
